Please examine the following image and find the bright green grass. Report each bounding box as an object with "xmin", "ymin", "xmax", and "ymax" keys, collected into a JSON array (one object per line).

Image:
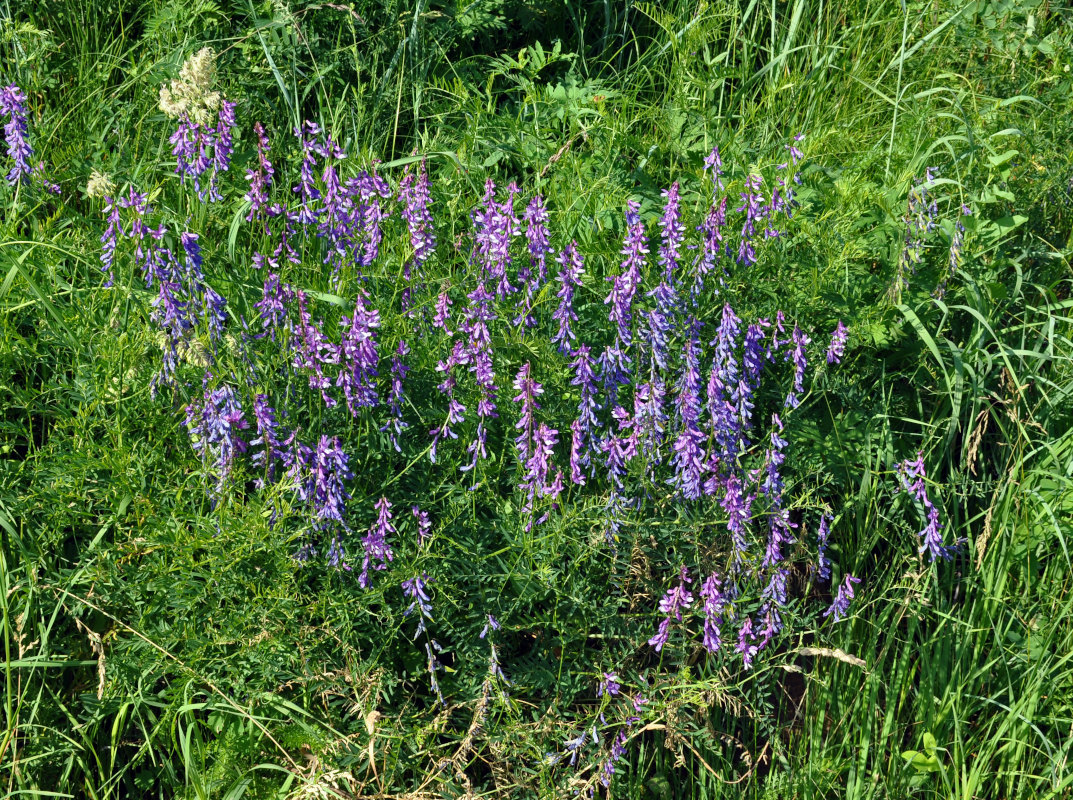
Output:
[{"xmin": 2, "ymin": 0, "xmax": 1073, "ymax": 797}]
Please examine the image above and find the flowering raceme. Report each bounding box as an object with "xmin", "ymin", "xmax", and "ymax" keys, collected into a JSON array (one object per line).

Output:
[
  {"xmin": 898, "ymin": 451, "xmax": 953, "ymax": 561},
  {"xmin": 551, "ymin": 242, "xmax": 584, "ymax": 354},
  {"xmin": 360, "ymin": 497, "xmax": 396, "ymax": 588},
  {"xmin": 338, "ymin": 292, "xmax": 381, "ymax": 415},
  {"xmin": 0, "ymin": 84, "xmax": 34, "ymax": 185}
]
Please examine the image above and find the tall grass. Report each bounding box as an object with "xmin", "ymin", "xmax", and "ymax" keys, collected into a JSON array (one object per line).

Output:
[{"xmin": 2, "ymin": 0, "xmax": 1072, "ymax": 797}]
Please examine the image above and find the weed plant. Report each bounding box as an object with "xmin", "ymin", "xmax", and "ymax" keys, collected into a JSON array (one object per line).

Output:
[{"xmin": 1, "ymin": 1, "xmax": 1072, "ymax": 798}]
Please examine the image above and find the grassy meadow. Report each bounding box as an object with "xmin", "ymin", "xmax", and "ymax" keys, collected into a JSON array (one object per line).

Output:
[{"xmin": 1, "ymin": 0, "xmax": 1072, "ymax": 797}]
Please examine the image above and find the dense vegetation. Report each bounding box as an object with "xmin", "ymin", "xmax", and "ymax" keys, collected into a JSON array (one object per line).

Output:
[{"xmin": 1, "ymin": 1, "xmax": 1071, "ymax": 797}]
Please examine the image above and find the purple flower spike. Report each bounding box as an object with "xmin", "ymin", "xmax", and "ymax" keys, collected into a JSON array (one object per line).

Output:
[
  {"xmin": 457, "ymin": 279, "xmax": 498, "ymax": 474},
  {"xmin": 513, "ymin": 363, "xmax": 543, "ymax": 468},
  {"xmin": 382, "ymin": 340, "xmax": 411, "ymax": 451},
  {"xmin": 412, "ymin": 505, "xmax": 432, "ymax": 545},
  {"xmin": 826, "ymin": 320, "xmax": 848, "ymax": 364},
  {"xmin": 823, "ymin": 574, "xmax": 861, "ymax": 622},
  {"xmin": 250, "ymin": 394, "xmax": 284, "ymax": 487},
  {"xmin": 432, "ymin": 289, "xmax": 453, "ymax": 334},
  {"xmin": 648, "ymin": 566, "xmax": 694, "ymax": 652},
  {"xmin": 399, "ymin": 159, "xmax": 436, "ymax": 276},
  {"xmin": 430, "ymin": 340, "xmax": 469, "ymax": 463},
  {"xmin": 337, "ymin": 291, "xmax": 381, "ymax": 415},
  {"xmin": 658, "ymin": 182, "xmax": 685, "ymax": 282},
  {"xmin": 255, "ymin": 272, "xmax": 289, "ymax": 340},
  {"xmin": 817, "ymin": 513, "xmax": 833, "ymax": 581},
  {"xmin": 516, "ymin": 193, "xmax": 552, "ymax": 328},
  {"xmin": 670, "ymin": 323, "xmax": 706, "ymax": 499},
  {"xmin": 360, "ymin": 497, "xmax": 396, "ymax": 588},
  {"xmin": 99, "ymin": 196, "xmax": 122, "ymax": 287},
  {"xmin": 184, "ymin": 378, "xmax": 250, "ymax": 499},
  {"xmin": 600, "ymin": 730, "xmax": 629, "ymax": 788},
  {"xmin": 695, "ymin": 195, "xmax": 727, "ymax": 299},
  {"xmin": 401, "ymin": 573, "xmax": 434, "ymax": 638},
  {"xmin": 737, "ymin": 616, "xmax": 759, "ymax": 668},
  {"xmin": 291, "ymin": 290, "xmax": 340, "ymax": 408},
  {"xmin": 311, "ymin": 435, "xmax": 354, "ymax": 541},
  {"xmin": 736, "ymin": 173, "xmax": 765, "ymax": 267},
  {"xmin": 784, "ymin": 324, "xmax": 811, "ymax": 409},
  {"xmin": 1, "ymin": 84, "xmax": 34, "ymax": 185},
  {"xmin": 245, "ymin": 122, "xmax": 275, "ymax": 223},
  {"xmin": 721, "ymin": 474, "xmax": 754, "ymax": 562},
  {"xmin": 704, "ymin": 145, "xmax": 725, "ymax": 191},
  {"xmin": 471, "ymin": 179, "xmax": 521, "ymax": 299},
  {"xmin": 569, "ymin": 418, "xmax": 586, "ymax": 486},
  {"xmin": 597, "ymin": 671, "xmax": 621, "ymax": 698},
  {"xmin": 551, "ymin": 242, "xmax": 585, "ymax": 354},
  {"xmin": 607, "ymin": 199, "xmax": 647, "ymax": 346},
  {"xmin": 208, "ymin": 99, "xmax": 236, "ymax": 201},
  {"xmin": 700, "ymin": 573, "xmax": 725, "ymax": 653},
  {"xmin": 897, "ymin": 452, "xmax": 953, "ymax": 561}
]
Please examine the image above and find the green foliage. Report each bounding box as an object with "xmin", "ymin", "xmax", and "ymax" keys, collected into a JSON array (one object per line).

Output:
[{"xmin": 2, "ymin": 0, "xmax": 1072, "ymax": 797}]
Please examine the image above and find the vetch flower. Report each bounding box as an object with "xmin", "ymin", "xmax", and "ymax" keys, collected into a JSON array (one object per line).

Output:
[
  {"xmin": 658, "ymin": 182, "xmax": 685, "ymax": 282},
  {"xmin": 337, "ymin": 291, "xmax": 381, "ymax": 415},
  {"xmin": 250, "ymin": 394, "xmax": 285, "ymax": 487},
  {"xmin": 184, "ymin": 377, "xmax": 249, "ymax": 499},
  {"xmin": 412, "ymin": 505, "xmax": 431, "ymax": 546},
  {"xmin": 648, "ymin": 566, "xmax": 694, "ymax": 652},
  {"xmin": 382, "ymin": 340, "xmax": 410, "ymax": 451},
  {"xmin": 360, "ymin": 497, "xmax": 396, "ymax": 588},
  {"xmin": 254, "ymin": 272, "xmax": 289, "ymax": 341},
  {"xmin": 898, "ymin": 451, "xmax": 953, "ymax": 561},
  {"xmin": 699, "ymin": 572, "xmax": 725, "ymax": 653},
  {"xmin": 600, "ymin": 730, "xmax": 629, "ymax": 788},
  {"xmin": 425, "ymin": 640, "xmax": 445, "ymax": 706},
  {"xmin": 823, "ymin": 573, "xmax": 861, "ymax": 622},
  {"xmin": 402, "ymin": 573, "xmax": 434, "ymax": 638},
  {"xmin": 817, "ymin": 513, "xmax": 833, "ymax": 581},
  {"xmin": 429, "ymin": 340, "xmax": 468, "ymax": 463},
  {"xmin": 98, "ymin": 193, "xmax": 122, "ymax": 287},
  {"xmin": 0, "ymin": 84, "xmax": 34, "ymax": 185},
  {"xmin": 350, "ymin": 168, "xmax": 392, "ymax": 269},
  {"xmin": 207, "ymin": 99, "xmax": 236, "ymax": 201},
  {"xmin": 291, "ymin": 290, "xmax": 340, "ymax": 408},
  {"xmin": 695, "ymin": 194, "xmax": 727, "ymax": 299},
  {"xmin": 736, "ymin": 615, "xmax": 759, "ymax": 668},
  {"xmin": 516, "ymin": 193, "xmax": 551, "ymax": 328},
  {"xmin": 399, "ymin": 159, "xmax": 436, "ymax": 276},
  {"xmin": 607, "ymin": 199, "xmax": 647, "ymax": 345},
  {"xmin": 432, "ymin": 289, "xmax": 453, "ymax": 334},
  {"xmin": 736, "ymin": 173, "xmax": 765, "ymax": 267},
  {"xmin": 458, "ymin": 280, "xmax": 498, "ymax": 474},
  {"xmin": 721, "ymin": 474, "xmax": 754, "ymax": 563},
  {"xmin": 597, "ymin": 672, "xmax": 621, "ymax": 698},
  {"xmin": 569, "ymin": 419, "xmax": 586, "ymax": 486},
  {"xmin": 551, "ymin": 242, "xmax": 584, "ymax": 354},
  {"xmin": 244, "ymin": 122, "xmax": 275, "ymax": 223},
  {"xmin": 309, "ymin": 436, "xmax": 354, "ymax": 549},
  {"xmin": 570, "ymin": 344, "xmax": 600, "ymax": 465},
  {"xmin": 669, "ymin": 321, "xmax": 705, "ymax": 499},
  {"xmin": 512, "ymin": 363, "xmax": 543, "ymax": 471},
  {"xmin": 826, "ymin": 320, "xmax": 848, "ymax": 364},
  {"xmin": 784, "ymin": 325, "xmax": 810, "ymax": 409}
]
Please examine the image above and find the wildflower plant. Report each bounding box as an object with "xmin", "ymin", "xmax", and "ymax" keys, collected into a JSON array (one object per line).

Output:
[{"xmin": 74, "ymin": 70, "xmax": 968, "ymax": 796}]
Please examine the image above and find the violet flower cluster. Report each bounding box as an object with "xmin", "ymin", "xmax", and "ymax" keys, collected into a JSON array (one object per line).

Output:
[
  {"xmin": 87, "ymin": 106, "xmax": 963, "ymax": 764},
  {"xmin": 551, "ymin": 242, "xmax": 585, "ymax": 354},
  {"xmin": 898, "ymin": 451, "xmax": 953, "ymax": 561},
  {"xmin": 360, "ymin": 497, "xmax": 396, "ymax": 588},
  {"xmin": 0, "ymin": 84, "xmax": 34, "ymax": 185}
]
